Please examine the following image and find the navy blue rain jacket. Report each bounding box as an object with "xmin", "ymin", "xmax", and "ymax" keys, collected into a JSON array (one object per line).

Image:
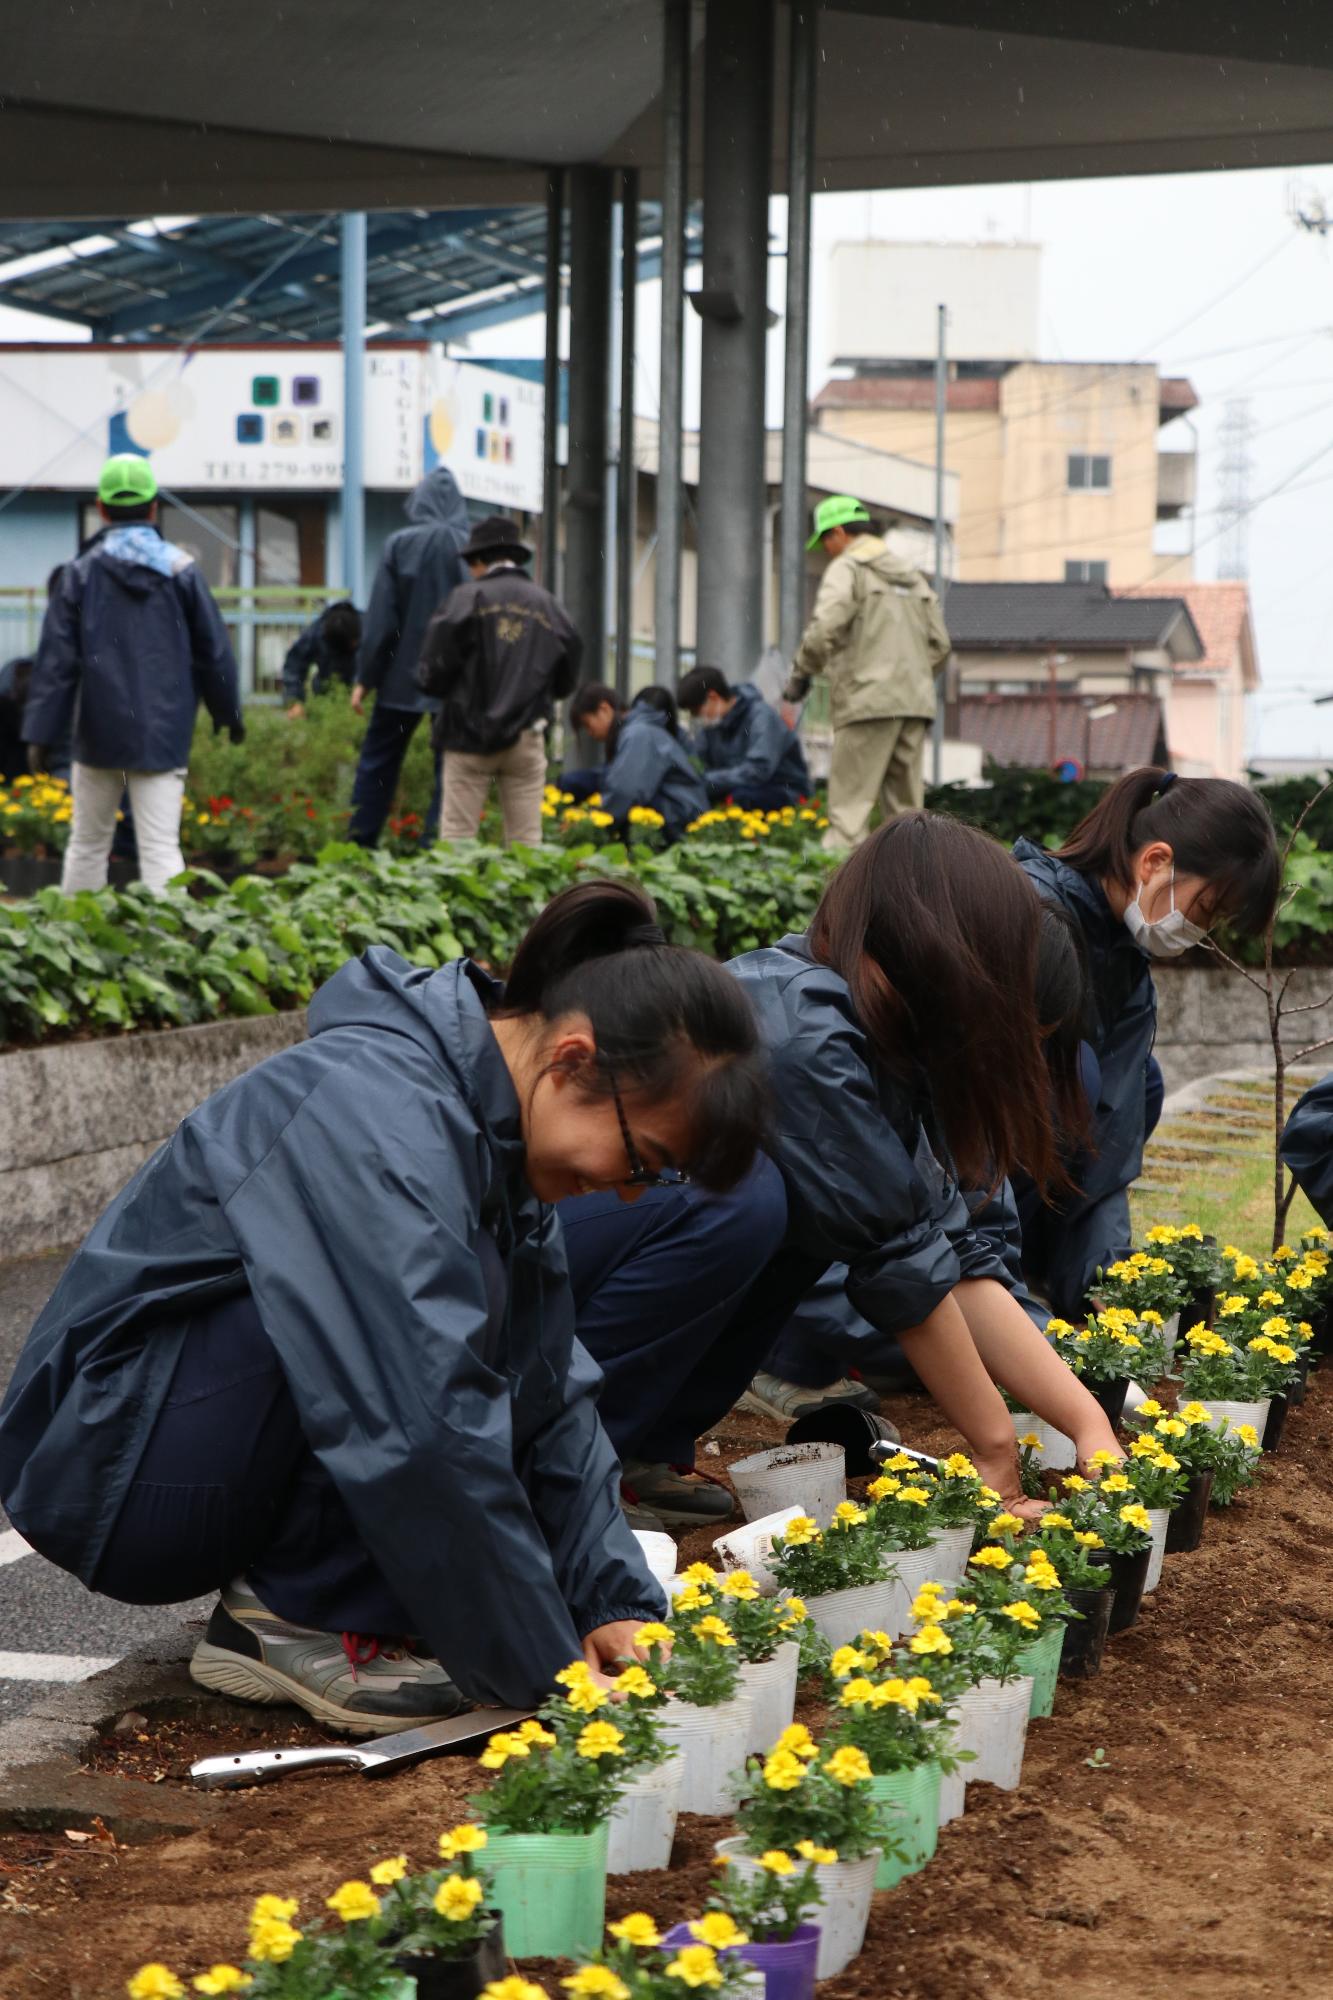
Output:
[
  {"xmin": 22, "ymin": 526, "xmax": 241, "ymax": 771},
  {"xmin": 1012, "ymin": 838, "xmax": 1157, "ymax": 1318},
  {"xmin": 728, "ymin": 934, "xmax": 1012, "ymax": 1338},
  {"xmin": 357, "ymin": 469, "xmax": 471, "ymax": 712},
  {"xmin": 697, "ymin": 683, "xmax": 810, "ymax": 804},
  {"xmin": 0, "ymin": 951, "xmax": 660, "ymax": 1707},
  {"xmin": 600, "ymin": 707, "xmax": 710, "ymax": 841},
  {"xmin": 281, "ymin": 608, "xmax": 359, "ymax": 705},
  {"xmin": 1280, "ymin": 1074, "xmax": 1333, "ymax": 1223}
]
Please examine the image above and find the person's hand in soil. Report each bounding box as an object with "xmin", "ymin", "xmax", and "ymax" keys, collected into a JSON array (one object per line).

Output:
[{"xmin": 581, "ymin": 1619, "xmax": 671, "ymax": 1692}]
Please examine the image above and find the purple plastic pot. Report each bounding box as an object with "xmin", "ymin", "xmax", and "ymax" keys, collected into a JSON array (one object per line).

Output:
[{"xmin": 664, "ymin": 1921, "xmax": 820, "ymax": 2000}]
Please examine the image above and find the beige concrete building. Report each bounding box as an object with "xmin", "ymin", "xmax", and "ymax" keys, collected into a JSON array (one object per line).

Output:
[{"xmin": 812, "ymin": 361, "xmax": 1198, "ymax": 590}]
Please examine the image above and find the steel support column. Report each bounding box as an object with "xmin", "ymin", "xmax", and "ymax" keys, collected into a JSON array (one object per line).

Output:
[
  {"xmin": 566, "ymin": 166, "xmax": 614, "ymax": 684},
  {"xmin": 615, "ymin": 169, "xmax": 640, "ymax": 700},
  {"xmin": 779, "ymin": 3, "xmax": 817, "ymax": 662},
  {"xmin": 696, "ymin": 0, "xmax": 774, "ymax": 673},
  {"xmin": 541, "ymin": 170, "xmax": 564, "ymax": 594},
  {"xmin": 339, "ymin": 212, "xmax": 367, "ymax": 609},
  {"xmin": 654, "ymin": 0, "xmax": 690, "ymax": 684}
]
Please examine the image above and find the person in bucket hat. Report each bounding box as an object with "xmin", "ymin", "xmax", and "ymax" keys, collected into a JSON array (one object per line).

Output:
[{"xmin": 785, "ymin": 493, "xmax": 950, "ymax": 849}]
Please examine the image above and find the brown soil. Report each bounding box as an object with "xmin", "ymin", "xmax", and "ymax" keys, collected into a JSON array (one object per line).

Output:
[{"xmin": 4, "ymin": 1383, "xmax": 1333, "ymax": 2000}]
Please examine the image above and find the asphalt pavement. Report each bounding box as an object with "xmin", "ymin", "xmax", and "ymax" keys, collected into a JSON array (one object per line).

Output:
[{"xmin": 0, "ymin": 1251, "xmax": 212, "ymax": 1720}]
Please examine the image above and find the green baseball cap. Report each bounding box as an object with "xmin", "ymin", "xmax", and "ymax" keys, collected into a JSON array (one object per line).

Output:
[
  {"xmin": 98, "ymin": 454, "xmax": 159, "ymax": 507},
  {"xmin": 806, "ymin": 493, "xmax": 871, "ymax": 550}
]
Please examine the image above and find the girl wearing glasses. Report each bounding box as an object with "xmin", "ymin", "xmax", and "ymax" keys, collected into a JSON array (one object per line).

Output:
[{"xmin": 0, "ymin": 882, "xmax": 767, "ymax": 1731}]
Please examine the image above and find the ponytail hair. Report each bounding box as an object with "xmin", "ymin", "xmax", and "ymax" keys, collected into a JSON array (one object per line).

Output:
[
  {"xmin": 631, "ymin": 684, "xmax": 682, "ymax": 739},
  {"xmin": 1057, "ymin": 767, "xmax": 1279, "ymax": 938},
  {"xmin": 502, "ymin": 880, "xmax": 767, "ymax": 1189},
  {"xmin": 809, "ymin": 813, "xmax": 1063, "ymax": 1189}
]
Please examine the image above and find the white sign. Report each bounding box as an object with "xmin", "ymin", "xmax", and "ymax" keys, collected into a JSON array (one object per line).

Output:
[{"xmin": 0, "ymin": 345, "xmax": 544, "ymax": 508}]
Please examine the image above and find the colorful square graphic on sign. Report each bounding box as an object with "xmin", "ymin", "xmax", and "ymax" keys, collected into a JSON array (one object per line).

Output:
[
  {"xmin": 272, "ymin": 416, "xmax": 300, "ymax": 446},
  {"xmin": 292, "ymin": 376, "xmax": 320, "ymax": 405},
  {"xmin": 310, "ymin": 415, "xmax": 338, "ymax": 444},
  {"xmin": 237, "ymin": 413, "xmax": 265, "ymax": 443},
  {"xmin": 251, "ymin": 377, "xmax": 280, "ymax": 407}
]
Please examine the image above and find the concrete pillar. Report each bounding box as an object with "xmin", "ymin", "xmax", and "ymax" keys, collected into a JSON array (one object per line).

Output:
[
  {"xmin": 654, "ymin": 0, "xmax": 690, "ymax": 685},
  {"xmin": 541, "ymin": 170, "xmax": 563, "ymax": 595},
  {"xmin": 616, "ymin": 169, "xmax": 640, "ymax": 700},
  {"xmin": 566, "ymin": 165, "xmax": 615, "ymax": 685},
  {"xmin": 779, "ymin": 3, "xmax": 817, "ymax": 662},
  {"xmin": 340, "ymin": 213, "xmax": 367, "ymax": 609},
  {"xmin": 696, "ymin": 0, "xmax": 774, "ymax": 675}
]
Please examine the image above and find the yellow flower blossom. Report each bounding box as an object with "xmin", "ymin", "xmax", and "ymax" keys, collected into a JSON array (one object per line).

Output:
[
  {"xmin": 838, "ymin": 1676, "xmax": 881, "ymax": 1707},
  {"xmin": 1073, "ymin": 1531, "xmax": 1104, "ymax": 1549},
  {"xmin": 1119, "ymin": 1503, "xmax": 1153, "ymax": 1534},
  {"xmin": 1100, "ymin": 1473, "xmax": 1132, "ymax": 1494},
  {"xmin": 758, "ymin": 1849, "xmax": 796, "ymax": 1874},
  {"xmin": 518, "ymin": 1720, "xmax": 558, "ymax": 1746},
  {"xmin": 1062, "ymin": 1474, "xmax": 1091, "ymax": 1492},
  {"xmin": 1001, "ymin": 1600, "xmax": 1042, "ymax": 1630},
  {"xmin": 484, "ymin": 1983, "xmax": 551, "ymax": 2000},
  {"xmin": 969, "ymin": 1545, "xmax": 1014, "ymax": 1568},
  {"xmin": 1154, "ymin": 1418, "xmax": 1188, "ymax": 1439},
  {"xmin": 439, "ymin": 1823, "xmax": 488, "ymax": 1859},
  {"xmin": 248, "ymin": 1922, "xmax": 302, "ymax": 1965},
  {"xmin": 777, "ymin": 1596, "xmax": 807, "ymax": 1627},
  {"xmin": 780, "ymin": 1515, "xmax": 820, "ymax": 1547},
  {"xmin": 829, "ymin": 1645, "xmax": 870, "ymax": 1678},
  {"xmin": 435, "ymin": 1874, "xmax": 485, "ymax": 1921},
  {"xmin": 563, "ymin": 1970, "xmax": 629, "ymax": 2000},
  {"xmin": 614, "ymin": 1664, "xmax": 657, "ymax": 1699},
  {"xmin": 988, "ymin": 1512, "xmax": 1026, "ymax": 1536},
  {"xmin": 327, "ymin": 1881, "xmax": 380, "ymax": 1924},
  {"xmin": 795, "ymin": 1839, "xmax": 839, "ymax": 1863},
  {"xmin": 689, "ymin": 1913, "xmax": 750, "ymax": 1949},
  {"xmin": 129, "ymin": 1970, "xmax": 186, "ymax": 2000},
  {"xmin": 634, "ymin": 1622, "xmax": 673, "ymax": 1648},
  {"xmin": 251, "ymin": 1898, "xmax": 299, "ymax": 1926},
  {"xmin": 824, "ymin": 1744, "xmax": 873, "ymax": 1786},
  {"xmin": 719, "ymin": 1570, "xmax": 760, "ymax": 1601},
  {"xmin": 691, "ymin": 1615, "xmax": 736, "ymax": 1648},
  {"xmin": 665, "ymin": 1945, "xmax": 726, "ymax": 1988},
  {"xmin": 909, "ymin": 1624, "xmax": 953, "ymax": 1655},
  {"xmin": 1236, "ymin": 1423, "xmax": 1261, "ymax": 1448},
  {"xmin": 480, "ymin": 1731, "xmax": 531, "ymax": 1769},
  {"xmin": 762, "ymin": 1749, "xmax": 807, "ymax": 1791},
  {"xmin": 941, "ymin": 1452, "xmax": 978, "ymax": 1477},
  {"xmin": 1018, "ymin": 1432, "xmax": 1043, "ymax": 1450},
  {"xmin": 681, "ymin": 1561, "xmax": 718, "ymax": 1584},
  {"xmin": 576, "ymin": 1720, "xmax": 626, "ymax": 1759},
  {"xmin": 608, "ymin": 1913, "xmax": 664, "ymax": 1946},
  {"xmin": 772, "ymin": 1722, "xmax": 820, "ymax": 1760},
  {"xmin": 830, "ymin": 1500, "xmax": 868, "ymax": 1528},
  {"xmin": 370, "ymin": 1854, "xmax": 408, "ymax": 1885},
  {"xmin": 192, "ymin": 1971, "xmax": 251, "ymax": 1996}
]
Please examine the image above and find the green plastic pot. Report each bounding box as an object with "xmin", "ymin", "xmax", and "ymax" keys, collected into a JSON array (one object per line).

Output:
[
  {"xmin": 484, "ymin": 1821, "xmax": 609, "ymax": 1958},
  {"xmin": 867, "ymin": 1761, "xmax": 941, "ymax": 1888},
  {"xmin": 1017, "ymin": 1623, "xmax": 1063, "ymax": 1719}
]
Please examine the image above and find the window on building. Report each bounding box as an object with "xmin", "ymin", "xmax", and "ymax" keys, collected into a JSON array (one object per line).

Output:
[
  {"xmin": 1065, "ymin": 559, "xmax": 1109, "ymax": 584},
  {"xmin": 1068, "ymin": 454, "xmax": 1111, "ymax": 491}
]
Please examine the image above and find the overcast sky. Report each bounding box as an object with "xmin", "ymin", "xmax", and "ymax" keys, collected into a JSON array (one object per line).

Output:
[{"xmin": 3, "ymin": 162, "xmax": 1329, "ymax": 757}]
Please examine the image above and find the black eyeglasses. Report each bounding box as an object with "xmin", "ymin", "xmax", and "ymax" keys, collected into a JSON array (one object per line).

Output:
[{"xmin": 608, "ymin": 1071, "xmax": 690, "ymax": 1189}]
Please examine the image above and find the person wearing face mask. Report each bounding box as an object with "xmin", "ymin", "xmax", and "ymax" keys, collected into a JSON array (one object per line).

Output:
[
  {"xmin": 1010, "ymin": 766, "xmax": 1279, "ymax": 1319},
  {"xmin": 0, "ymin": 882, "xmax": 767, "ymax": 1730},
  {"xmin": 677, "ymin": 666, "xmax": 811, "ymax": 813}
]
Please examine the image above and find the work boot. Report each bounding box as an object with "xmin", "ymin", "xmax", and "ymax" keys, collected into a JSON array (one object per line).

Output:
[
  {"xmin": 737, "ymin": 1370, "xmax": 881, "ymax": 1425},
  {"xmin": 189, "ymin": 1577, "xmax": 470, "ymax": 1737},
  {"xmin": 621, "ymin": 1460, "xmax": 736, "ymax": 1528}
]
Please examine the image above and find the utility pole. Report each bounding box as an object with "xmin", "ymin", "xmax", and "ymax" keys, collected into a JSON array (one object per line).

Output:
[{"xmin": 931, "ymin": 302, "xmax": 948, "ymax": 785}]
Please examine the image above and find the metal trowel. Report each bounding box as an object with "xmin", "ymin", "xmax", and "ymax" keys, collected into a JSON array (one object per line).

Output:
[{"xmin": 190, "ymin": 1706, "xmax": 535, "ymax": 1790}]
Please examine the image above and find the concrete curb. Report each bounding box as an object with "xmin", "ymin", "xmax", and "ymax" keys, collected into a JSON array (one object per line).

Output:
[{"xmin": 0, "ymin": 1627, "xmax": 225, "ymax": 1838}]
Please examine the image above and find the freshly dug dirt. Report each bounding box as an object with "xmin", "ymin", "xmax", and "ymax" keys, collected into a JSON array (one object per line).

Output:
[{"xmin": 4, "ymin": 1380, "xmax": 1332, "ymax": 1999}]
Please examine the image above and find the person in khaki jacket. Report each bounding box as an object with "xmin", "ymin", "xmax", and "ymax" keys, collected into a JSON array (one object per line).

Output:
[{"xmin": 785, "ymin": 495, "xmax": 951, "ymax": 849}]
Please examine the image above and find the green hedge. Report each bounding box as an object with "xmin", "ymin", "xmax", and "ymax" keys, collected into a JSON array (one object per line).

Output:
[{"xmin": 0, "ymin": 839, "xmax": 839, "ymax": 1051}]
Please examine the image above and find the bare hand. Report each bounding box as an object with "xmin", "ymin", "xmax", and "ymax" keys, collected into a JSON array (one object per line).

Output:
[
  {"xmin": 582, "ymin": 1619, "xmax": 668, "ymax": 1691},
  {"xmin": 1074, "ymin": 1420, "xmax": 1125, "ymax": 1479},
  {"xmin": 972, "ymin": 1442, "xmax": 1046, "ymax": 1522},
  {"xmin": 285, "ymin": 701, "xmax": 306, "ymax": 720},
  {"xmin": 350, "ymin": 683, "xmax": 366, "ymax": 715}
]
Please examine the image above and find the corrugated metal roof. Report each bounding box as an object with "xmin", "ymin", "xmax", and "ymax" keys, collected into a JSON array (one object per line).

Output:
[
  {"xmin": 956, "ymin": 692, "xmax": 1168, "ymax": 774},
  {"xmin": 944, "ymin": 581, "xmax": 1203, "ymax": 657}
]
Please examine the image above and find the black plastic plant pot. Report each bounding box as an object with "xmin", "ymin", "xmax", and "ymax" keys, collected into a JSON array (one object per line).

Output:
[
  {"xmin": 1289, "ymin": 1356, "xmax": 1311, "ymax": 1407},
  {"xmin": 1164, "ymin": 1468, "xmax": 1214, "ymax": 1553},
  {"xmin": 1091, "ymin": 1544, "xmax": 1151, "ymax": 1634},
  {"xmin": 1180, "ymin": 1285, "xmax": 1217, "ymax": 1335},
  {"xmin": 786, "ymin": 1404, "xmax": 899, "ymax": 1477},
  {"xmin": 1309, "ymin": 1307, "xmax": 1333, "ymax": 1357},
  {"xmin": 1262, "ymin": 1394, "xmax": 1288, "ymax": 1453},
  {"xmin": 396, "ymin": 1918, "xmax": 507, "ymax": 1999},
  {"xmin": 1059, "ymin": 1586, "xmax": 1114, "ymax": 1679},
  {"xmin": 1090, "ymin": 1378, "xmax": 1129, "ymax": 1428}
]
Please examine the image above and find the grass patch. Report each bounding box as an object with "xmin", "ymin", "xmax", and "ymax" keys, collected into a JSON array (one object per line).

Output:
[{"xmin": 1131, "ymin": 1083, "xmax": 1321, "ymax": 1255}]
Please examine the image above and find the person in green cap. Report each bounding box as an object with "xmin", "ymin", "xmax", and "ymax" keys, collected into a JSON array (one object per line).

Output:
[
  {"xmin": 23, "ymin": 454, "xmax": 243, "ymax": 892},
  {"xmin": 784, "ymin": 495, "xmax": 951, "ymax": 848}
]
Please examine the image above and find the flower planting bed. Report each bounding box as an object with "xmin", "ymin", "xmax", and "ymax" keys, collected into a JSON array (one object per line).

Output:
[{"xmin": 5, "ymin": 1360, "xmax": 1332, "ymax": 2000}]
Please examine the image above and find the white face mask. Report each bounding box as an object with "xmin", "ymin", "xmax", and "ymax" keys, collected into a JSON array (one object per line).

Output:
[{"xmin": 1123, "ymin": 865, "xmax": 1208, "ymax": 960}]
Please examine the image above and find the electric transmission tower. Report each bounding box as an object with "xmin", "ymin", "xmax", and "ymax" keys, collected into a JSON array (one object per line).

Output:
[{"xmin": 1217, "ymin": 397, "xmax": 1256, "ymax": 581}]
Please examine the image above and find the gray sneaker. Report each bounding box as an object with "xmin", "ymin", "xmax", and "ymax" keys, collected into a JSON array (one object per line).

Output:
[
  {"xmin": 736, "ymin": 1371, "xmax": 881, "ymax": 1425},
  {"xmin": 189, "ymin": 1578, "xmax": 470, "ymax": 1737},
  {"xmin": 622, "ymin": 1461, "xmax": 736, "ymax": 1527}
]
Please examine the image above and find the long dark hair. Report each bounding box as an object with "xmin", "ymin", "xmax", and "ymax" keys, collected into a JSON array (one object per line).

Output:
[
  {"xmin": 503, "ymin": 880, "xmax": 767, "ymax": 1189},
  {"xmin": 1057, "ymin": 767, "xmax": 1279, "ymax": 937},
  {"xmin": 631, "ymin": 685, "xmax": 682, "ymax": 739},
  {"xmin": 809, "ymin": 814, "xmax": 1070, "ymax": 1187},
  {"xmin": 1036, "ymin": 902, "xmax": 1092, "ymax": 1164}
]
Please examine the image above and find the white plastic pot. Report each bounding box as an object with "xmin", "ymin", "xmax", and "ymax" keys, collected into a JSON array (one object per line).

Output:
[
  {"xmin": 921, "ymin": 1523, "xmax": 975, "ymax": 1591},
  {"xmin": 953, "ymin": 1675, "xmax": 1034, "ymax": 1790},
  {"xmin": 1143, "ymin": 1506, "xmax": 1170, "ymax": 1595},
  {"xmin": 632, "ymin": 1529, "xmax": 679, "ymax": 1612},
  {"xmin": 1162, "ymin": 1311, "xmax": 1181, "ymax": 1361},
  {"xmin": 737, "ymin": 1641, "xmax": 800, "ymax": 1753},
  {"xmin": 728, "ymin": 1442, "xmax": 847, "ymax": 1528},
  {"xmin": 657, "ymin": 1694, "xmax": 753, "ymax": 1815},
  {"xmin": 1010, "ymin": 1412, "xmax": 1076, "ymax": 1470},
  {"xmin": 1198, "ymin": 1397, "xmax": 1270, "ymax": 1437},
  {"xmin": 713, "ymin": 1507, "xmax": 806, "ymax": 1596},
  {"xmin": 805, "ymin": 1577, "xmax": 903, "ymax": 1649},
  {"xmin": 937, "ymin": 1762, "xmax": 966, "ymax": 1825},
  {"xmin": 716, "ymin": 1836, "xmax": 880, "ymax": 1980},
  {"xmin": 883, "ymin": 1546, "xmax": 944, "ymax": 1632},
  {"xmin": 606, "ymin": 1757, "xmax": 683, "ymax": 1874}
]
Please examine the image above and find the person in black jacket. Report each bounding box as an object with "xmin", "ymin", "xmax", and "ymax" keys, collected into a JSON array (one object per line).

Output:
[
  {"xmin": 282, "ymin": 601, "xmax": 363, "ymax": 717},
  {"xmin": 22, "ymin": 455, "xmax": 242, "ymax": 892},
  {"xmin": 678, "ymin": 666, "xmax": 811, "ymax": 811},
  {"xmin": 0, "ymin": 882, "xmax": 768, "ymax": 1730},
  {"xmin": 418, "ymin": 516, "xmax": 581, "ymax": 845},
  {"xmin": 348, "ymin": 468, "xmax": 470, "ymax": 846}
]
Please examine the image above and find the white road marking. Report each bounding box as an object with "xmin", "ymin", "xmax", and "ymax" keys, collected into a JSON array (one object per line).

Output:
[
  {"xmin": 0, "ymin": 1528, "xmax": 32, "ymax": 1568},
  {"xmin": 0, "ymin": 1650, "xmax": 118, "ymax": 1682}
]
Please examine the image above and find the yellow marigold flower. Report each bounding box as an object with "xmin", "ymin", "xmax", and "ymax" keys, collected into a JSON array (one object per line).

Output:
[
  {"xmin": 1236, "ymin": 1423, "xmax": 1261, "ymax": 1448},
  {"xmin": 941, "ymin": 1597, "xmax": 975, "ymax": 1619},
  {"xmin": 969, "ymin": 1545, "xmax": 1013, "ymax": 1568},
  {"xmin": 691, "ymin": 1615, "xmax": 736, "ymax": 1647},
  {"xmin": 327, "ymin": 1881, "xmax": 380, "ymax": 1924},
  {"xmin": 796, "ymin": 1839, "xmax": 839, "ymax": 1863},
  {"xmin": 1257, "ymin": 1291, "xmax": 1285, "ymax": 1310},
  {"xmin": 1001, "ymin": 1600, "xmax": 1041, "ymax": 1630},
  {"xmin": 867, "ymin": 1475, "xmax": 901, "ymax": 1499},
  {"xmin": 838, "ymin": 1676, "xmax": 880, "ymax": 1707},
  {"xmin": 906, "ymin": 1675, "xmax": 941, "ymax": 1703},
  {"xmin": 1023, "ymin": 1562, "xmax": 1060, "ymax": 1591},
  {"xmin": 1119, "ymin": 1503, "xmax": 1153, "ymax": 1533},
  {"xmin": 1217, "ymin": 1295, "xmax": 1248, "ymax": 1317},
  {"xmin": 824, "ymin": 1744, "xmax": 873, "ymax": 1786},
  {"xmin": 614, "ymin": 1664, "xmax": 656, "ymax": 1699},
  {"xmin": 1140, "ymin": 1309, "xmax": 1165, "ymax": 1326},
  {"xmin": 192, "ymin": 1970, "xmax": 251, "ymax": 1995},
  {"xmin": 979, "ymin": 1485, "xmax": 1002, "ymax": 1503},
  {"xmin": 556, "ymin": 1660, "xmax": 594, "ymax": 1685},
  {"xmin": 480, "ymin": 1731, "xmax": 530, "ymax": 1769},
  {"xmin": 484, "ymin": 1982, "xmax": 551, "ymax": 2000},
  {"xmin": 1100, "ymin": 1473, "xmax": 1131, "ymax": 1494},
  {"xmin": 635, "ymin": 1622, "xmax": 673, "ymax": 1647},
  {"xmin": 719, "ymin": 1569, "xmax": 760, "ymax": 1600},
  {"xmin": 370, "ymin": 1854, "xmax": 408, "ymax": 1885},
  {"xmin": 608, "ymin": 1913, "xmax": 664, "ymax": 1946},
  {"xmin": 251, "ymin": 1897, "xmax": 299, "ymax": 1926},
  {"xmin": 248, "ymin": 1921, "xmax": 302, "ymax": 1965},
  {"xmin": 941, "ymin": 1452, "xmax": 978, "ymax": 1477},
  {"xmin": 436, "ymin": 1874, "xmax": 485, "ymax": 1921},
  {"xmin": 1137, "ymin": 1397, "xmax": 1167, "ymax": 1418},
  {"xmin": 758, "ymin": 1849, "xmax": 796, "ymax": 1874},
  {"xmin": 1155, "ymin": 1418, "xmax": 1188, "ymax": 1438},
  {"xmin": 988, "ymin": 1512, "xmax": 1026, "ymax": 1536},
  {"xmin": 1153, "ymin": 1451, "xmax": 1180, "ymax": 1471},
  {"xmin": 439, "ymin": 1823, "xmax": 488, "ymax": 1858},
  {"xmin": 872, "ymin": 1676, "xmax": 920, "ymax": 1712},
  {"xmin": 1177, "ymin": 1403, "xmax": 1212, "ymax": 1425},
  {"xmin": 1145, "ymin": 1225, "xmax": 1178, "ymax": 1244},
  {"xmin": 898, "ymin": 1485, "xmax": 930, "ymax": 1506},
  {"xmin": 672, "ymin": 1583, "xmax": 714, "ymax": 1613},
  {"xmin": 681, "ymin": 1561, "xmax": 718, "ymax": 1584},
  {"xmin": 518, "ymin": 1720, "xmax": 558, "ymax": 1745},
  {"xmin": 665, "ymin": 1945, "xmax": 725, "ymax": 1988},
  {"xmin": 1062, "ymin": 1474, "xmax": 1091, "ymax": 1492},
  {"xmin": 1273, "ymin": 1245, "xmax": 1295, "ymax": 1262},
  {"xmin": 909, "ymin": 1588, "xmax": 944, "ymax": 1622},
  {"xmin": 1088, "ymin": 1449, "xmax": 1120, "ymax": 1468},
  {"xmin": 780, "ymin": 1515, "xmax": 820, "ymax": 1547},
  {"xmin": 762, "ymin": 1749, "xmax": 807, "ymax": 1791},
  {"xmin": 831, "ymin": 1500, "xmax": 868, "ymax": 1528},
  {"xmin": 909, "ymin": 1624, "xmax": 953, "ymax": 1655},
  {"xmin": 689, "ymin": 1913, "xmax": 750, "ymax": 1949},
  {"xmin": 829, "ymin": 1645, "xmax": 869, "ymax": 1678},
  {"xmin": 129, "ymin": 1970, "xmax": 186, "ymax": 2000},
  {"xmin": 576, "ymin": 1720, "xmax": 626, "ymax": 1759},
  {"xmin": 777, "ymin": 1596, "xmax": 807, "ymax": 1626},
  {"xmin": 1074, "ymin": 1531, "xmax": 1104, "ymax": 1549},
  {"xmin": 565, "ymin": 1680, "xmax": 610, "ymax": 1713},
  {"xmin": 772, "ymin": 1722, "xmax": 819, "ymax": 1760},
  {"xmin": 1129, "ymin": 1436, "xmax": 1161, "ymax": 1457},
  {"xmin": 1018, "ymin": 1432, "xmax": 1043, "ymax": 1450}
]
